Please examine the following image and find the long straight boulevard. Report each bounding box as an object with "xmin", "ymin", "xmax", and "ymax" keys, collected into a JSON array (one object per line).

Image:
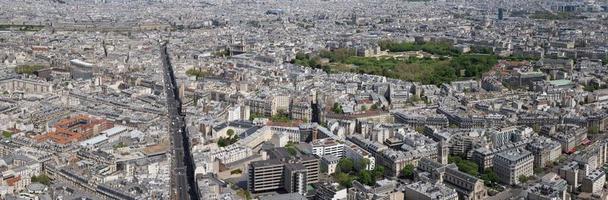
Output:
[{"xmin": 160, "ymin": 41, "xmax": 200, "ymax": 200}]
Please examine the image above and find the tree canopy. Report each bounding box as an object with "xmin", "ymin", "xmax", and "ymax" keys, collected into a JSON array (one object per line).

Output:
[
  {"xmin": 481, "ymin": 169, "xmax": 499, "ymax": 187},
  {"xmin": 332, "ymin": 102, "xmax": 344, "ymax": 114},
  {"xmin": 292, "ymin": 41, "xmax": 498, "ymax": 85},
  {"xmin": 218, "ymin": 129, "xmax": 238, "ymax": 147},
  {"xmin": 449, "ymin": 156, "xmax": 479, "ymax": 176},
  {"xmin": 401, "ymin": 164, "xmax": 415, "ymax": 179},
  {"xmin": 2, "ymin": 131, "xmax": 12, "ymax": 139},
  {"xmin": 31, "ymin": 174, "xmax": 51, "ymax": 185},
  {"xmin": 15, "ymin": 64, "xmax": 44, "ymax": 75},
  {"xmin": 337, "ymin": 158, "xmax": 354, "ymax": 174}
]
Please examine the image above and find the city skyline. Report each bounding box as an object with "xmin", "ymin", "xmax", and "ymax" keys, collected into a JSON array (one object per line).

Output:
[{"xmin": 1, "ymin": 0, "xmax": 608, "ymax": 200}]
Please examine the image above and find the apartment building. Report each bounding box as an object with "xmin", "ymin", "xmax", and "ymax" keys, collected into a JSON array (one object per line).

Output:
[{"xmin": 493, "ymin": 148, "xmax": 534, "ymax": 185}]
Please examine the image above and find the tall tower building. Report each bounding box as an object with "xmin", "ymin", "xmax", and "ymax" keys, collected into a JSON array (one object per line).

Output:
[
  {"xmin": 178, "ymin": 83, "xmax": 185, "ymax": 102},
  {"xmin": 312, "ymin": 92, "xmax": 325, "ymax": 124},
  {"xmin": 498, "ymin": 8, "xmax": 505, "ymax": 20},
  {"xmin": 438, "ymin": 139, "xmax": 449, "ymax": 165}
]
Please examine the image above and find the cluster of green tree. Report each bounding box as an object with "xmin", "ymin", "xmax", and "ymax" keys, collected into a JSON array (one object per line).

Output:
[
  {"xmin": 584, "ymin": 84, "xmax": 606, "ymax": 92},
  {"xmin": 589, "ymin": 125, "xmax": 600, "ymax": 135},
  {"xmin": 334, "ymin": 172, "xmax": 357, "ymax": 188},
  {"xmin": 217, "ymin": 129, "xmax": 238, "ymax": 147},
  {"xmin": 285, "ymin": 142, "xmax": 299, "ymax": 156},
  {"xmin": 15, "ymin": 64, "xmax": 44, "ymax": 75},
  {"xmin": 448, "ymin": 155, "xmax": 479, "ymax": 176},
  {"xmin": 450, "ymin": 54, "xmax": 498, "ymax": 78},
  {"xmin": 518, "ymin": 175, "xmax": 531, "ymax": 184},
  {"xmin": 294, "ymin": 53, "xmax": 318, "ymax": 67},
  {"xmin": 247, "ymin": 20, "xmax": 261, "ymax": 28},
  {"xmin": 293, "ymin": 42, "xmax": 498, "ymax": 85},
  {"xmin": 344, "ymin": 56, "xmax": 453, "ymax": 85},
  {"xmin": 557, "ymin": 155, "xmax": 567, "ymax": 163},
  {"xmin": 319, "ymin": 48, "xmax": 358, "ymax": 63},
  {"xmin": 480, "ymin": 169, "xmax": 499, "ymax": 187},
  {"xmin": 294, "ymin": 41, "xmax": 498, "ymax": 85},
  {"xmin": 292, "ymin": 53, "xmax": 333, "ymax": 73},
  {"xmin": 332, "ymin": 102, "xmax": 344, "ymax": 114},
  {"xmin": 530, "ymin": 11, "xmax": 586, "ymax": 20},
  {"xmin": 400, "ymin": 164, "xmax": 415, "ymax": 179},
  {"xmin": 212, "ymin": 48, "xmax": 230, "ymax": 57},
  {"xmin": 270, "ymin": 111, "xmax": 291, "ymax": 123},
  {"xmin": 345, "ymin": 56, "xmax": 403, "ymax": 71},
  {"xmin": 31, "ymin": 174, "xmax": 51, "ymax": 185},
  {"xmin": 334, "ymin": 158, "xmax": 384, "ymax": 188},
  {"xmin": 357, "ymin": 167, "xmax": 385, "ymax": 186},
  {"xmin": 185, "ymin": 68, "xmax": 210, "ymax": 80},
  {"xmin": 470, "ymin": 46, "xmax": 494, "ymax": 54},
  {"xmin": 2, "ymin": 131, "xmax": 12, "ymax": 139},
  {"xmin": 230, "ymin": 169, "xmax": 242, "ymax": 175},
  {"xmin": 510, "ymin": 10, "xmax": 528, "ymax": 18},
  {"xmin": 113, "ymin": 142, "xmax": 127, "ymax": 149},
  {"xmin": 0, "ymin": 24, "xmax": 44, "ymax": 31},
  {"xmin": 349, "ymin": 55, "xmax": 496, "ymax": 85},
  {"xmin": 378, "ymin": 40, "xmax": 460, "ymax": 56},
  {"xmin": 249, "ymin": 113, "xmax": 265, "ymax": 121},
  {"xmin": 236, "ymin": 189, "xmax": 252, "ymax": 200}
]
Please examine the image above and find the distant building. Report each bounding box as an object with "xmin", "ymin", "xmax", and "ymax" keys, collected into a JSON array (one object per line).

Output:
[
  {"xmin": 347, "ymin": 179, "xmax": 403, "ymax": 200},
  {"xmin": 247, "ymin": 148, "xmax": 319, "ymax": 195},
  {"xmin": 34, "ymin": 114, "xmax": 113, "ymax": 145},
  {"xmin": 309, "ymin": 138, "xmax": 375, "ymax": 171},
  {"xmin": 497, "ymin": 8, "xmax": 505, "ymax": 20},
  {"xmin": 527, "ymin": 173, "xmax": 568, "ymax": 200},
  {"xmin": 69, "ymin": 59, "xmax": 94, "ymax": 80},
  {"xmin": 493, "ymin": 148, "xmax": 534, "ymax": 185},
  {"xmin": 557, "ymin": 161, "xmax": 581, "ymax": 192},
  {"xmin": 197, "ymin": 174, "xmax": 230, "ymax": 200},
  {"xmin": 471, "ymin": 139, "xmax": 530, "ymax": 170},
  {"xmin": 312, "ymin": 139, "xmax": 345, "ymax": 158},
  {"xmin": 0, "ymin": 78, "xmax": 53, "ymax": 94},
  {"xmin": 418, "ymin": 158, "xmax": 487, "ymax": 200},
  {"xmin": 540, "ymin": 124, "xmax": 587, "ymax": 153},
  {"xmin": 504, "ymin": 70, "xmax": 546, "ymax": 89},
  {"xmin": 581, "ymin": 169, "xmax": 606, "ymax": 194},
  {"xmin": 265, "ymin": 9, "xmax": 284, "ymax": 15},
  {"xmin": 393, "ymin": 111, "xmax": 449, "ymax": 128},
  {"xmin": 481, "ymin": 76, "xmax": 504, "ymax": 92},
  {"xmin": 258, "ymin": 193, "xmax": 307, "ymax": 200},
  {"xmin": 404, "ymin": 181, "xmax": 458, "ymax": 200},
  {"xmin": 526, "ymin": 137, "xmax": 562, "ymax": 168},
  {"xmin": 314, "ymin": 182, "xmax": 347, "ymax": 200},
  {"xmin": 321, "ymin": 155, "xmax": 340, "ymax": 175},
  {"xmin": 290, "ymin": 99, "xmax": 312, "ymax": 122},
  {"xmin": 246, "ymin": 98, "xmax": 273, "ymax": 117}
]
